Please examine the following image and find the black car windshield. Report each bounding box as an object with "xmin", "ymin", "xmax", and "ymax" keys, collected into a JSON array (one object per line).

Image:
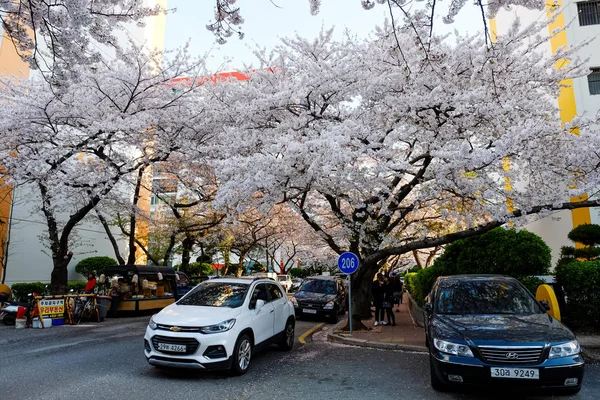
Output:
[
  {"xmin": 177, "ymin": 282, "xmax": 249, "ymax": 308},
  {"xmin": 435, "ymin": 279, "xmax": 543, "ymax": 315},
  {"xmin": 300, "ymin": 280, "xmax": 336, "ymax": 294}
]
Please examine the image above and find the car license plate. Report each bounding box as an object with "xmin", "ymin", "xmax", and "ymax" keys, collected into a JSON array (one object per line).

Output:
[
  {"xmin": 490, "ymin": 367, "xmax": 539, "ymax": 380},
  {"xmin": 303, "ymin": 308, "xmax": 317, "ymax": 314},
  {"xmin": 157, "ymin": 343, "xmax": 186, "ymax": 352}
]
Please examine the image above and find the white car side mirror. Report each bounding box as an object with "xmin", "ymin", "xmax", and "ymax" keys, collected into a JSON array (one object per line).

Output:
[{"xmin": 255, "ymin": 299, "xmax": 266, "ymax": 312}]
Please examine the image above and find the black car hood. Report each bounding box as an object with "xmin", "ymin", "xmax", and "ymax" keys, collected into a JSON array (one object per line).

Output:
[
  {"xmin": 432, "ymin": 313, "xmax": 575, "ymax": 344},
  {"xmin": 294, "ymin": 291, "xmax": 336, "ymax": 303}
]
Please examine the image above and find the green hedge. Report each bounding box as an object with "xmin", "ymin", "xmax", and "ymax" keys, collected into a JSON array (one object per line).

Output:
[
  {"xmin": 556, "ymin": 261, "xmax": 600, "ymax": 329},
  {"xmin": 10, "ymin": 281, "xmax": 88, "ymax": 301},
  {"xmin": 404, "ymin": 272, "xmax": 417, "ymax": 294}
]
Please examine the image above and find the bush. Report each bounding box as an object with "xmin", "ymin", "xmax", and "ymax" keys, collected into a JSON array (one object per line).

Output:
[
  {"xmin": 183, "ymin": 262, "xmax": 214, "ymax": 276},
  {"xmin": 11, "ymin": 282, "xmax": 50, "ymax": 302},
  {"xmin": 404, "ymin": 228, "xmax": 551, "ymax": 306},
  {"xmin": 404, "ymin": 272, "xmax": 417, "ymax": 294},
  {"xmin": 289, "ymin": 268, "xmax": 310, "ymax": 278},
  {"xmin": 75, "ymin": 256, "xmax": 117, "ymax": 277},
  {"xmin": 67, "ymin": 281, "xmax": 87, "ymax": 294},
  {"xmin": 556, "ymin": 261, "xmax": 600, "ymax": 329}
]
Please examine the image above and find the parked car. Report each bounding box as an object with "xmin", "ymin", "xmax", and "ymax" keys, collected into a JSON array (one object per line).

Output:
[
  {"xmin": 144, "ymin": 277, "xmax": 295, "ymax": 374},
  {"xmin": 291, "ymin": 278, "xmax": 304, "ymax": 291},
  {"xmin": 292, "ymin": 276, "xmax": 347, "ymax": 323},
  {"xmin": 277, "ymin": 275, "xmax": 293, "ymax": 292},
  {"xmin": 425, "ymin": 274, "xmax": 584, "ymax": 394}
]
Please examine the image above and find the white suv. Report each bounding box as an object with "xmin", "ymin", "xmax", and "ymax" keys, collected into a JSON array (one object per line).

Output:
[
  {"xmin": 144, "ymin": 277, "xmax": 295, "ymax": 374},
  {"xmin": 277, "ymin": 275, "xmax": 292, "ymax": 292}
]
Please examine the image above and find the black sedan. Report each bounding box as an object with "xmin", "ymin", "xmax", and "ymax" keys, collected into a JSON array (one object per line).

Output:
[
  {"xmin": 291, "ymin": 276, "xmax": 347, "ymax": 323},
  {"xmin": 424, "ymin": 275, "xmax": 584, "ymax": 394}
]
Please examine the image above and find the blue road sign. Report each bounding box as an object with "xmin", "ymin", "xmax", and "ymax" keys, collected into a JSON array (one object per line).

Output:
[{"xmin": 338, "ymin": 252, "xmax": 359, "ymax": 274}]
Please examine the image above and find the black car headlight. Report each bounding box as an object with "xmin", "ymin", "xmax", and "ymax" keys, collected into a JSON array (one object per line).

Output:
[
  {"xmin": 549, "ymin": 340, "xmax": 580, "ymax": 358},
  {"xmin": 323, "ymin": 301, "xmax": 335, "ymax": 310},
  {"xmin": 433, "ymin": 338, "xmax": 474, "ymax": 357},
  {"xmin": 200, "ymin": 319, "xmax": 236, "ymax": 334},
  {"xmin": 291, "ymin": 297, "xmax": 298, "ymax": 307}
]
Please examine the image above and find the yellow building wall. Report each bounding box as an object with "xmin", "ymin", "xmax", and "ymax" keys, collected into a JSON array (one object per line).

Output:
[
  {"xmin": 545, "ymin": 1, "xmax": 591, "ymax": 231},
  {"xmin": 0, "ymin": 32, "xmax": 31, "ymax": 282}
]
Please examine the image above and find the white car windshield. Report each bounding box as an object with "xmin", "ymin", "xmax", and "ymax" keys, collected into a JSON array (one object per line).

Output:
[
  {"xmin": 178, "ymin": 282, "xmax": 249, "ymax": 308},
  {"xmin": 277, "ymin": 276, "xmax": 288, "ymax": 281}
]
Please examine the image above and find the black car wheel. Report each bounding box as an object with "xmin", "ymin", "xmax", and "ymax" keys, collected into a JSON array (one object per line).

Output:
[
  {"xmin": 429, "ymin": 355, "xmax": 448, "ymax": 392},
  {"xmin": 231, "ymin": 334, "xmax": 252, "ymax": 375},
  {"xmin": 279, "ymin": 319, "xmax": 295, "ymax": 351}
]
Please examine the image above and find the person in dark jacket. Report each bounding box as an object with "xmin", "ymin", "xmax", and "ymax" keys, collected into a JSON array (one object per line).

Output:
[
  {"xmin": 371, "ymin": 273, "xmax": 386, "ymax": 327},
  {"xmin": 383, "ymin": 277, "xmax": 397, "ymax": 326}
]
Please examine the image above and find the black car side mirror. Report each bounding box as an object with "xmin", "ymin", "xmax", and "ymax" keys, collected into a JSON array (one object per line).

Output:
[
  {"xmin": 424, "ymin": 303, "xmax": 432, "ymax": 314},
  {"xmin": 540, "ymin": 300, "xmax": 551, "ymax": 311}
]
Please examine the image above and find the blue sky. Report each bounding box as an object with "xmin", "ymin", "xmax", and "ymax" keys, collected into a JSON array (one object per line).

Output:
[{"xmin": 163, "ymin": 0, "xmax": 483, "ymax": 73}]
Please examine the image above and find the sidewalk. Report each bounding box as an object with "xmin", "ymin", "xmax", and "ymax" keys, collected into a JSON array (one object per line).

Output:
[
  {"xmin": 327, "ymin": 294, "xmax": 428, "ymax": 353},
  {"xmin": 326, "ymin": 294, "xmax": 600, "ymax": 361}
]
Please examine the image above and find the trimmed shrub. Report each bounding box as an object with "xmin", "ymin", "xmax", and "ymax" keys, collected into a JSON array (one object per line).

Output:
[
  {"xmin": 404, "ymin": 272, "xmax": 417, "ymax": 294},
  {"xmin": 405, "ymin": 228, "xmax": 551, "ymax": 306},
  {"xmin": 67, "ymin": 281, "xmax": 87, "ymax": 294},
  {"xmin": 11, "ymin": 282, "xmax": 50, "ymax": 301},
  {"xmin": 289, "ymin": 268, "xmax": 310, "ymax": 278},
  {"xmin": 75, "ymin": 256, "xmax": 118, "ymax": 277},
  {"xmin": 556, "ymin": 261, "xmax": 600, "ymax": 329}
]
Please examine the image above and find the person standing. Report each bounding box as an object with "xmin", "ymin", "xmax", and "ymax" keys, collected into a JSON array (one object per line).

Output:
[
  {"xmin": 390, "ymin": 272, "xmax": 403, "ymax": 312},
  {"xmin": 108, "ymin": 278, "xmax": 123, "ymax": 317},
  {"xmin": 383, "ymin": 277, "xmax": 397, "ymax": 326},
  {"xmin": 371, "ymin": 273, "xmax": 386, "ymax": 327},
  {"xmin": 84, "ymin": 273, "xmax": 97, "ymax": 294}
]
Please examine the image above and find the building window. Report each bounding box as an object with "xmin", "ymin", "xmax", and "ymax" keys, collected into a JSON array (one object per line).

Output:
[
  {"xmin": 577, "ymin": 1, "xmax": 600, "ymax": 26},
  {"xmin": 589, "ymin": 68, "xmax": 600, "ymax": 95}
]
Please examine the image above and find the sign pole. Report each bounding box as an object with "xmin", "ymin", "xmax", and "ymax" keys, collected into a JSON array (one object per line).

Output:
[
  {"xmin": 348, "ymin": 275, "xmax": 353, "ymax": 336},
  {"xmin": 337, "ymin": 251, "xmax": 359, "ymax": 337}
]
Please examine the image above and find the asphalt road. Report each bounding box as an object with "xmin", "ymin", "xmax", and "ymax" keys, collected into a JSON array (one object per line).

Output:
[{"xmin": 0, "ymin": 316, "xmax": 599, "ymax": 400}]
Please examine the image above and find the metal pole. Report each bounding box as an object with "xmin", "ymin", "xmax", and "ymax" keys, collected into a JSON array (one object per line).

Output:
[{"xmin": 348, "ymin": 275, "xmax": 353, "ymax": 336}]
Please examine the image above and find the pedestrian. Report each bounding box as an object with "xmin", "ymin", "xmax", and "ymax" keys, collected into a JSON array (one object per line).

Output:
[
  {"xmin": 383, "ymin": 276, "xmax": 396, "ymax": 326},
  {"xmin": 84, "ymin": 273, "xmax": 97, "ymax": 294},
  {"xmin": 108, "ymin": 278, "xmax": 124, "ymax": 317},
  {"xmin": 371, "ymin": 273, "xmax": 386, "ymax": 327},
  {"xmin": 389, "ymin": 271, "xmax": 403, "ymax": 312}
]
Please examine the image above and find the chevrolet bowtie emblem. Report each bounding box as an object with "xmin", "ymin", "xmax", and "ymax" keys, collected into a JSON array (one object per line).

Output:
[{"xmin": 170, "ymin": 326, "xmax": 182, "ymax": 332}]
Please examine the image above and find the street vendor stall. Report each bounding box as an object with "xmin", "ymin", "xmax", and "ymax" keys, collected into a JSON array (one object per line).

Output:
[{"xmin": 103, "ymin": 265, "xmax": 189, "ymax": 314}]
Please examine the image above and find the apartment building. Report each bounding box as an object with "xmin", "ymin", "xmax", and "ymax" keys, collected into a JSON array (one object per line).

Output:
[{"xmin": 494, "ymin": 1, "xmax": 600, "ymax": 263}]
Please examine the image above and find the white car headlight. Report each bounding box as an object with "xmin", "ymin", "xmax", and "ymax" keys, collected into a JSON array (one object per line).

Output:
[
  {"xmin": 148, "ymin": 316, "xmax": 158, "ymax": 330},
  {"xmin": 323, "ymin": 301, "xmax": 335, "ymax": 310},
  {"xmin": 549, "ymin": 340, "xmax": 581, "ymax": 359},
  {"xmin": 433, "ymin": 338, "xmax": 474, "ymax": 357},
  {"xmin": 200, "ymin": 319, "xmax": 236, "ymax": 334},
  {"xmin": 291, "ymin": 297, "xmax": 298, "ymax": 307}
]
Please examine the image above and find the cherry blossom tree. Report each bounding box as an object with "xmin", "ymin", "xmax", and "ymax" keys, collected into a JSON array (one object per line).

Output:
[
  {"xmin": 0, "ymin": 45, "xmax": 209, "ymax": 294},
  {"xmin": 0, "ymin": 0, "xmax": 164, "ymax": 78},
  {"xmin": 202, "ymin": 21, "xmax": 600, "ymax": 327},
  {"xmin": 209, "ymin": 0, "xmax": 546, "ymax": 44}
]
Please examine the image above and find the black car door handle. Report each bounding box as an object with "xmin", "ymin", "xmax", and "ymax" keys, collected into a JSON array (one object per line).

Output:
[{"xmin": 270, "ymin": 309, "xmax": 275, "ymax": 313}]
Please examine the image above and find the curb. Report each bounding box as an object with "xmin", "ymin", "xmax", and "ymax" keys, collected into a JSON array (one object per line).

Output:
[{"xmin": 325, "ymin": 317, "xmax": 428, "ymax": 353}]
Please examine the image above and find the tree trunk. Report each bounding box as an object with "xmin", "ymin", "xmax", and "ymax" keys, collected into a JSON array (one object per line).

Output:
[
  {"xmin": 343, "ymin": 260, "xmax": 378, "ymax": 331},
  {"xmin": 96, "ymin": 211, "xmax": 125, "ymax": 265},
  {"xmin": 180, "ymin": 236, "xmax": 193, "ymax": 274},
  {"xmin": 50, "ymin": 251, "xmax": 73, "ymax": 295},
  {"xmin": 127, "ymin": 166, "xmax": 145, "ymax": 265},
  {"xmin": 235, "ymin": 253, "xmax": 246, "ymax": 277}
]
